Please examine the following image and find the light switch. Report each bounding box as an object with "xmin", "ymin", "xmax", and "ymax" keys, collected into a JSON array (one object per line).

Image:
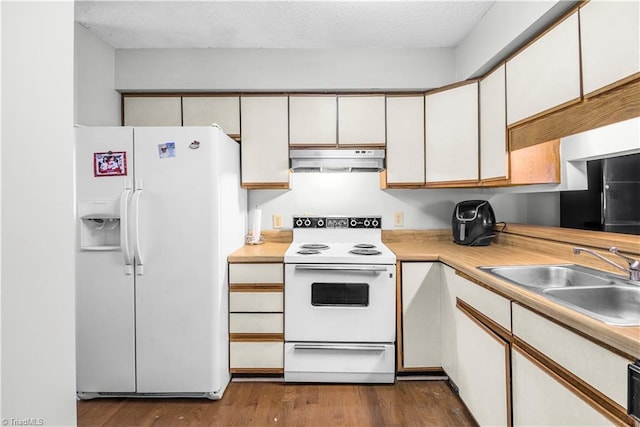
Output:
[{"xmin": 273, "ymin": 214, "xmax": 283, "ymax": 229}]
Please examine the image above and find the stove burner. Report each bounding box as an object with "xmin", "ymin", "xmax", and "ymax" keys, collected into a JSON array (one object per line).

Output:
[
  {"xmin": 297, "ymin": 249, "xmax": 321, "ymax": 255},
  {"xmin": 349, "ymin": 248, "xmax": 382, "ymax": 256},
  {"xmin": 354, "ymin": 243, "xmax": 377, "ymax": 249},
  {"xmin": 301, "ymin": 243, "xmax": 330, "ymax": 250}
]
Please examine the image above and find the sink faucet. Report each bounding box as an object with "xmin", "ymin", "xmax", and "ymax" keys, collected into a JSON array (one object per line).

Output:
[{"xmin": 573, "ymin": 246, "xmax": 640, "ymax": 282}]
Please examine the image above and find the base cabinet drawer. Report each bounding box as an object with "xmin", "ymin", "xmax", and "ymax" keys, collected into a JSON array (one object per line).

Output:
[
  {"xmin": 229, "ymin": 313, "xmax": 283, "ymax": 334},
  {"xmin": 512, "ymin": 346, "xmax": 614, "ymax": 426},
  {"xmin": 229, "ymin": 263, "xmax": 283, "ymax": 284},
  {"xmin": 512, "ymin": 304, "xmax": 631, "ymax": 408},
  {"xmin": 229, "ymin": 291, "xmax": 283, "ymax": 312},
  {"xmin": 230, "ymin": 341, "xmax": 283, "ymax": 370}
]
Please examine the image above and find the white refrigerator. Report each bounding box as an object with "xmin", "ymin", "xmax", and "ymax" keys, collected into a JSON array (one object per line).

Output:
[{"xmin": 75, "ymin": 126, "xmax": 246, "ymax": 399}]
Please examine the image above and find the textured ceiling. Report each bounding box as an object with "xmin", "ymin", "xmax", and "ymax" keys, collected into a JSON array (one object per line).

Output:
[{"xmin": 75, "ymin": 0, "xmax": 495, "ymax": 49}]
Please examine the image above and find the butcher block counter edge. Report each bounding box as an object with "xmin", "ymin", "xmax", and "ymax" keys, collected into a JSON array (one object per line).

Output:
[{"xmin": 228, "ymin": 224, "xmax": 640, "ymax": 358}]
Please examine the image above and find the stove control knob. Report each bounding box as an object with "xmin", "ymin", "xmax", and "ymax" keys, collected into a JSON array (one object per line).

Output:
[
  {"xmin": 317, "ymin": 219, "xmax": 325, "ymax": 228},
  {"xmin": 372, "ymin": 219, "xmax": 379, "ymax": 227},
  {"xmin": 350, "ymin": 219, "xmax": 357, "ymax": 227},
  {"xmin": 364, "ymin": 219, "xmax": 371, "ymax": 227},
  {"xmin": 295, "ymin": 218, "xmax": 303, "ymax": 227},
  {"xmin": 304, "ymin": 219, "xmax": 312, "ymax": 227}
]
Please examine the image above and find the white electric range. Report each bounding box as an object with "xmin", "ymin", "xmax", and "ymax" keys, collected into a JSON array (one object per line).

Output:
[{"xmin": 284, "ymin": 216, "xmax": 397, "ymax": 384}]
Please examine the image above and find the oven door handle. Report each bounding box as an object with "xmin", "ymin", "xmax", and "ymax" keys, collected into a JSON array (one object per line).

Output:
[
  {"xmin": 293, "ymin": 344, "xmax": 387, "ymax": 352},
  {"xmin": 294, "ymin": 265, "xmax": 388, "ymax": 272}
]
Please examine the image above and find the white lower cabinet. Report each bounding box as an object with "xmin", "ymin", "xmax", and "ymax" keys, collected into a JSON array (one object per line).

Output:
[
  {"xmin": 440, "ymin": 265, "xmax": 460, "ymax": 383},
  {"xmin": 228, "ymin": 262, "xmax": 284, "ymax": 373},
  {"xmin": 401, "ymin": 262, "xmax": 441, "ymax": 368},
  {"xmin": 440, "ymin": 265, "xmax": 512, "ymax": 426},
  {"xmin": 457, "ymin": 305, "xmax": 509, "ymax": 427},
  {"xmin": 512, "ymin": 346, "xmax": 613, "ymax": 426}
]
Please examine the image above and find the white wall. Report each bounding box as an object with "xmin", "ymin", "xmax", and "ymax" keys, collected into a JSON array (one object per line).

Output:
[
  {"xmin": 74, "ymin": 22, "xmax": 121, "ymax": 126},
  {"xmin": 115, "ymin": 48, "xmax": 456, "ymax": 91},
  {"xmin": 455, "ymin": 1, "xmax": 577, "ymax": 79},
  {"xmin": 248, "ymin": 173, "xmax": 560, "ymax": 231},
  {"xmin": 1, "ymin": 2, "xmax": 77, "ymax": 426}
]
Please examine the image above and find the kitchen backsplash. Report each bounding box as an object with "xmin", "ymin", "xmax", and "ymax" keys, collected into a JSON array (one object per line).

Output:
[{"xmin": 249, "ymin": 172, "xmax": 560, "ymax": 230}]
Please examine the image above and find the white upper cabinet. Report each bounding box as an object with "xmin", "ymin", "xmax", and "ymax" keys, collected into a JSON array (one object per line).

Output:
[
  {"xmin": 337, "ymin": 95, "xmax": 386, "ymax": 145},
  {"xmin": 580, "ymin": 1, "xmax": 640, "ymax": 97},
  {"xmin": 386, "ymin": 96, "xmax": 425, "ymax": 185},
  {"xmin": 123, "ymin": 96, "xmax": 182, "ymax": 126},
  {"xmin": 289, "ymin": 95, "xmax": 337, "ymax": 145},
  {"xmin": 425, "ymin": 82, "xmax": 479, "ymax": 183},
  {"xmin": 480, "ymin": 64, "xmax": 508, "ymax": 181},
  {"xmin": 182, "ymin": 96, "xmax": 240, "ymax": 136},
  {"xmin": 506, "ymin": 12, "xmax": 581, "ymax": 126},
  {"xmin": 240, "ymin": 96, "xmax": 290, "ymax": 187}
]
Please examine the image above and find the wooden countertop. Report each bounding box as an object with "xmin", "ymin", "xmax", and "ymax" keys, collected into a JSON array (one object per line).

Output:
[
  {"xmin": 227, "ymin": 242, "xmax": 290, "ymax": 263},
  {"xmin": 388, "ymin": 239, "xmax": 640, "ymax": 359},
  {"xmin": 227, "ymin": 226, "xmax": 640, "ymax": 359}
]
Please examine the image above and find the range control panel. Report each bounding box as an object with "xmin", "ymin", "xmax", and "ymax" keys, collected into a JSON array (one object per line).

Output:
[{"xmin": 293, "ymin": 216, "xmax": 382, "ymax": 229}]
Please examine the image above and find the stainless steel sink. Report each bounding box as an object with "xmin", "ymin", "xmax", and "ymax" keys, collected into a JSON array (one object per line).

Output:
[
  {"xmin": 544, "ymin": 286, "xmax": 640, "ymax": 326},
  {"xmin": 478, "ymin": 264, "xmax": 615, "ymax": 289},
  {"xmin": 478, "ymin": 264, "xmax": 640, "ymax": 326}
]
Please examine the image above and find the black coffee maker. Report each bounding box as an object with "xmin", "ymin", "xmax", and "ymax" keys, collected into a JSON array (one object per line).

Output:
[{"xmin": 451, "ymin": 200, "xmax": 496, "ymax": 246}]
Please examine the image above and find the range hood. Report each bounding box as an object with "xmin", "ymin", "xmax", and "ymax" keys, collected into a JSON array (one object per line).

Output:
[{"xmin": 289, "ymin": 149, "xmax": 385, "ymax": 172}]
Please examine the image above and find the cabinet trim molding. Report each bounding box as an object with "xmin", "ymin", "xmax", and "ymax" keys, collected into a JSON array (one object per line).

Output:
[
  {"xmin": 241, "ymin": 182, "xmax": 290, "ymax": 190},
  {"xmin": 456, "ymin": 298, "xmax": 512, "ymax": 343},
  {"xmin": 229, "ymin": 284, "xmax": 284, "ymax": 291},
  {"xmin": 230, "ymin": 368, "xmax": 284, "ymax": 375},
  {"xmin": 509, "ymin": 78, "xmax": 640, "ymax": 151},
  {"xmin": 229, "ymin": 333, "xmax": 284, "ymax": 342},
  {"xmin": 512, "ymin": 341, "xmax": 632, "ymax": 426}
]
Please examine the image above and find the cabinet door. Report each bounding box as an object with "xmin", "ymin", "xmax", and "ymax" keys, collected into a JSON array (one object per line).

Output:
[
  {"xmin": 480, "ymin": 64, "xmax": 508, "ymax": 181},
  {"xmin": 289, "ymin": 95, "xmax": 337, "ymax": 145},
  {"xmin": 240, "ymin": 96, "xmax": 290, "ymax": 188},
  {"xmin": 337, "ymin": 95, "xmax": 386, "ymax": 145},
  {"xmin": 123, "ymin": 96, "xmax": 182, "ymax": 126},
  {"xmin": 440, "ymin": 266, "xmax": 459, "ymax": 385},
  {"xmin": 512, "ymin": 346, "xmax": 613, "ymax": 426},
  {"xmin": 506, "ymin": 12, "xmax": 580, "ymax": 125},
  {"xmin": 425, "ymin": 82, "xmax": 479, "ymax": 183},
  {"xmin": 386, "ymin": 96, "xmax": 425, "ymax": 185},
  {"xmin": 457, "ymin": 304, "xmax": 509, "ymax": 427},
  {"xmin": 580, "ymin": 1, "xmax": 640, "ymax": 97},
  {"xmin": 401, "ymin": 262, "xmax": 440, "ymax": 369},
  {"xmin": 182, "ymin": 96, "xmax": 240, "ymax": 136}
]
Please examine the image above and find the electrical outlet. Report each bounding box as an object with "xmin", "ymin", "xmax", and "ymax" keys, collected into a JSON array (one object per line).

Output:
[
  {"xmin": 393, "ymin": 212, "xmax": 404, "ymax": 227},
  {"xmin": 272, "ymin": 214, "xmax": 283, "ymax": 229}
]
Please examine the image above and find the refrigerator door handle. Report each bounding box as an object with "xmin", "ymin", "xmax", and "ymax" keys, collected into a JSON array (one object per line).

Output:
[
  {"xmin": 120, "ymin": 183, "xmax": 134, "ymax": 275},
  {"xmin": 132, "ymin": 181, "xmax": 145, "ymax": 275}
]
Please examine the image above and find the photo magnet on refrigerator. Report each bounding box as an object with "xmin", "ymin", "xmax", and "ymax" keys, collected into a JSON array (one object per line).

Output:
[
  {"xmin": 94, "ymin": 151, "xmax": 127, "ymax": 177},
  {"xmin": 158, "ymin": 142, "xmax": 176, "ymax": 158}
]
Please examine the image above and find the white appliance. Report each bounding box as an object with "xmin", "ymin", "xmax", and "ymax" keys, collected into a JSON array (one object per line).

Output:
[
  {"xmin": 75, "ymin": 126, "xmax": 246, "ymax": 399},
  {"xmin": 284, "ymin": 216, "xmax": 396, "ymax": 383}
]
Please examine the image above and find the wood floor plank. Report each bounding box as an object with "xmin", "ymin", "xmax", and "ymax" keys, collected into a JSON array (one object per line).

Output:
[{"xmin": 77, "ymin": 381, "xmax": 478, "ymax": 426}]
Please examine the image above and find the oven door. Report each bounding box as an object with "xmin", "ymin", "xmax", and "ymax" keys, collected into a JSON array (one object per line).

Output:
[{"xmin": 284, "ymin": 264, "xmax": 396, "ymax": 342}]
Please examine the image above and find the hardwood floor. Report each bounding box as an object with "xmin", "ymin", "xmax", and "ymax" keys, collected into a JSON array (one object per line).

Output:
[{"xmin": 77, "ymin": 380, "xmax": 477, "ymax": 426}]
